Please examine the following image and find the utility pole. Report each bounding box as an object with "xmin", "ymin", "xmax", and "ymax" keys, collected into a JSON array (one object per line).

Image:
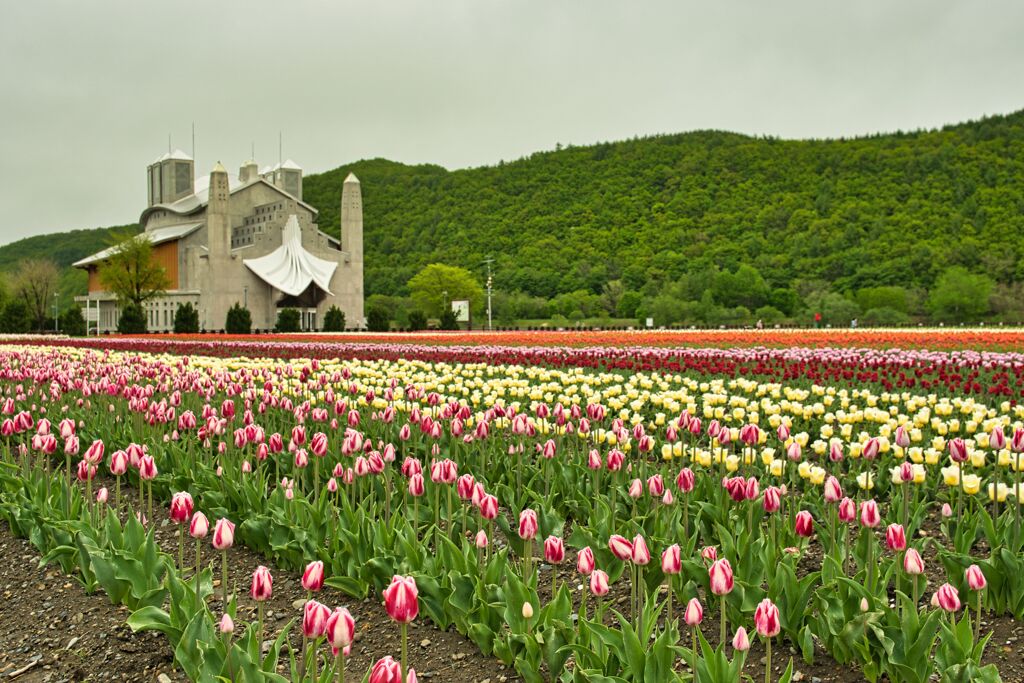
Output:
[
  {"xmin": 481, "ymin": 256, "xmax": 495, "ymax": 331},
  {"xmin": 53, "ymin": 292, "xmax": 59, "ymax": 333}
]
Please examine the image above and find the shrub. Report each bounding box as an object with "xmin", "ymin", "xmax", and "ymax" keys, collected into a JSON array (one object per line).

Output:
[
  {"xmin": 439, "ymin": 308, "xmax": 459, "ymax": 330},
  {"xmin": 117, "ymin": 303, "xmax": 147, "ymax": 334},
  {"xmin": 862, "ymin": 307, "xmax": 909, "ymax": 327},
  {"xmin": 366, "ymin": 306, "xmax": 390, "ymax": 332},
  {"xmin": 60, "ymin": 307, "xmax": 87, "ymax": 336},
  {"xmin": 225, "ymin": 303, "xmax": 252, "ymax": 334},
  {"xmin": 323, "ymin": 306, "xmax": 346, "ymax": 332},
  {"xmin": 173, "ymin": 303, "xmax": 200, "ymax": 334},
  {"xmin": 407, "ymin": 310, "xmax": 427, "ymax": 331},
  {"xmin": 275, "ymin": 308, "xmax": 300, "ymax": 333}
]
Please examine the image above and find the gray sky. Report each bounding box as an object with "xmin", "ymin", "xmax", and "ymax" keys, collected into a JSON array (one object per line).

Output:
[{"xmin": 1, "ymin": 0, "xmax": 1021, "ymax": 244}]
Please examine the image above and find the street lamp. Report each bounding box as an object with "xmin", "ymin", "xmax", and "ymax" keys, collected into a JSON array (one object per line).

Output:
[
  {"xmin": 53, "ymin": 292, "xmax": 59, "ymax": 333},
  {"xmin": 243, "ymin": 286, "xmax": 248, "ymax": 308}
]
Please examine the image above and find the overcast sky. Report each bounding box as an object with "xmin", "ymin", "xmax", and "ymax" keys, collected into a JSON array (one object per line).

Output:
[{"xmin": 1, "ymin": 0, "xmax": 1021, "ymax": 244}]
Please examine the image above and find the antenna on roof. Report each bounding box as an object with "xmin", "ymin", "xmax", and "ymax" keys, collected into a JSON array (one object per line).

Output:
[
  {"xmin": 191, "ymin": 122, "xmax": 195, "ymax": 162},
  {"xmin": 278, "ymin": 131, "xmax": 282, "ymax": 170},
  {"xmin": 251, "ymin": 141, "xmax": 255, "ymax": 160},
  {"xmin": 168, "ymin": 133, "xmax": 171, "ymax": 154}
]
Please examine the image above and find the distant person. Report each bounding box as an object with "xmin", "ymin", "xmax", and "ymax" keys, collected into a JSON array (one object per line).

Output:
[
  {"xmin": 851, "ymin": 318, "xmax": 858, "ymax": 329},
  {"xmin": 756, "ymin": 318, "xmax": 763, "ymax": 330},
  {"xmin": 814, "ymin": 312, "xmax": 822, "ymax": 329}
]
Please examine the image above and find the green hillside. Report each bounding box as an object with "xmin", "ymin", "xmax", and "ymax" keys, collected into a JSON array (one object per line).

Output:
[{"xmin": 4, "ymin": 109, "xmax": 1024, "ymax": 323}]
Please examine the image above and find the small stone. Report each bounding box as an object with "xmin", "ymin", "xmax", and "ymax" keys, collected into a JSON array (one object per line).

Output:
[
  {"xmin": 157, "ymin": 675, "xmax": 172, "ymax": 683},
  {"xmin": 792, "ymin": 671, "xmax": 804, "ymax": 682},
  {"xmin": 65, "ymin": 637, "xmax": 80, "ymax": 651},
  {"xmin": 292, "ymin": 599, "xmax": 306, "ymax": 609},
  {"xmin": 420, "ymin": 639, "xmax": 431, "ymax": 647}
]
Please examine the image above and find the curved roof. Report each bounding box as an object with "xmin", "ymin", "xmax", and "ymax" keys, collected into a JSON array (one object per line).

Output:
[
  {"xmin": 139, "ymin": 174, "xmax": 317, "ymax": 225},
  {"xmin": 243, "ymin": 215, "xmax": 336, "ymax": 296},
  {"xmin": 73, "ymin": 222, "xmax": 202, "ymax": 268}
]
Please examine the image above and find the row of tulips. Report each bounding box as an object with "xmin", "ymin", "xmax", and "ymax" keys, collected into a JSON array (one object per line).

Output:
[
  {"xmin": 14, "ymin": 336, "xmax": 1024, "ymax": 395},
  {"xmin": 0, "ymin": 344, "xmax": 1021, "ymax": 681}
]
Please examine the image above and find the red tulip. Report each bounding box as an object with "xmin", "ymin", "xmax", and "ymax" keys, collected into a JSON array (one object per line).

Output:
[
  {"xmin": 631, "ymin": 535, "xmax": 650, "ymax": 566},
  {"xmin": 744, "ymin": 476, "xmax": 759, "ymax": 501},
  {"xmin": 608, "ymin": 534, "xmax": 633, "ymax": 561},
  {"xmin": 859, "ymin": 500, "xmax": 881, "ymax": 528},
  {"xmin": 903, "ymin": 548, "xmax": 925, "ymax": 575},
  {"xmin": 754, "ymin": 598, "xmax": 780, "ymax": 637},
  {"xmin": 302, "ymin": 560, "xmax": 325, "ymax": 592},
  {"xmin": 310, "ymin": 432, "xmax": 328, "ymax": 457},
  {"xmin": 838, "ymin": 497, "xmax": 856, "ymax": 523},
  {"xmin": 83, "ymin": 439, "xmax": 105, "ymax": 465},
  {"xmin": 862, "ymin": 437, "xmax": 880, "ymax": 460},
  {"xmin": 676, "ymin": 467, "xmax": 695, "ymax": 493},
  {"xmin": 885, "ymin": 523, "xmax": 906, "ymax": 552},
  {"xmin": 589, "ymin": 569, "xmax": 610, "ymax": 596},
  {"xmin": 110, "ymin": 449, "xmax": 129, "ymax": 475},
  {"xmin": 935, "ymin": 583, "xmax": 961, "ymax": 612},
  {"xmin": 369, "ymin": 656, "xmax": 403, "ymax": 683},
  {"xmin": 823, "ymin": 476, "xmax": 843, "ymax": 503},
  {"xmin": 709, "ymin": 558, "xmax": 734, "ymax": 595},
  {"xmin": 302, "ymin": 599, "xmax": 331, "ymax": 638},
  {"xmin": 948, "ymin": 438, "xmax": 968, "ymax": 463},
  {"xmin": 325, "ymin": 606, "xmax": 355, "ymax": 649},
  {"xmin": 966, "ymin": 564, "xmax": 987, "ymax": 591},
  {"xmin": 701, "ymin": 546, "xmax": 718, "ymax": 562},
  {"xmin": 189, "ymin": 511, "xmax": 209, "ymax": 538},
  {"xmin": 989, "ymin": 427, "xmax": 1007, "ymax": 451},
  {"xmin": 649, "ymin": 533, "xmax": 678, "ymax": 573},
  {"xmin": 382, "ymin": 575, "xmax": 419, "ymax": 624},
  {"xmin": 606, "ymin": 449, "xmax": 624, "ymax": 471},
  {"xmin": 76, "ymin": 460, "xmax": 97, "ymax": 481},
  {"xmin": 250, "ymin": 565, "xmax": 273, "ymax": 601},
  {"xmin": 169, "ymin": 492, "xmax": 194, "ymax": 524},
  {"xmin": 518, "ymin": 509, "xmax": 538, "ymax": 540},
  {"xmin": 794, "ymin": 510, "xmax": 814, "ymax": 537},
  {"xmin": 138, "ymin": 454, "xmax": 157, "ymax": 480},
  {"xmin": 1012, "ymin": 427, "xmax": 1024, "ymax": 453},
  {"xmin": 456, "ymin": 474, "xmax": 476, "ymax": 500},
  {"xmin": 544, "ymin": 536, "xmax": 565, "ymax": 564},
  {"xmin": 763, "ymin": 486, "xmax": 781, "ymax": 513},
  {"xmin": 408, "ymin": 473, "xmax": 425, "ymax": 497},
  {"xmin": 212, "ymin": 518, "xmax": 235, "ymax": 550},
  {"xmin": 776, "ymin": 423, "xmax": 790, "ymax": 441},
  {"xmin": 577, "ymin": 547, "xmax": 595, "ymax": 575}
]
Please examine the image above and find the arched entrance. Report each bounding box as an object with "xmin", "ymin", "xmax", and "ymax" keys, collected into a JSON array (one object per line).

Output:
[{"xmin": 277, "ymin": 283, "xmax": 327, "ymax": 331}]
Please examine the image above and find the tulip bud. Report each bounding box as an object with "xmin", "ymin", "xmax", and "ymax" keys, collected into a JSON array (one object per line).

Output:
[
  {"xmin": 794, "ymin": 510, "xmax": 814, "ymax": 537},
  {"xmin": 219, "ymin": 613, "xmax": 234, "ymax": 634},
  {"xmin": 250, "ymin": 566, "xmax": 273, "ymax": 601},
  {"xmin": 589, "ymin": 569, "xmax": 609, "ymax": 596},
  {"xmin": 709, "ymin": 558, "xmax": 734, "ymax": 595},
  {"xmin": 661, "ymin": 544, "xmax": 682, "ymax": 575},
  {"xmin": 732, "ymin": 627, "xmax": 750, "ymax": 651},
  {"xmin": 475, "ymin": 530, "xmax": 488, "ymax": 549},
  {"xmin": 935, "ymin": 583, "xmax": 961, "ymax": 612},
  {"xmin": 965, "ymin": 564, "xmax": 987, "ymax": 591},
  {"xmin": 577, "ymin": 546, "xmax": 595, "ymax": 575},
  {"xmin": 212, "ymin": 518, "xmax": 235, "ymax": 550},
  {"xmin": 885, "ymin": 523, "xmax": 906, "ymax": 552},
  {"xmin": 903, "ymin": 548, "xmax": 925, "ymax": 575},
  {"xmin": 754, "ymin": 598, "xmax": 781, "ymax": 637},
  {"xmin": 302, "ymin": 560, "xmax": 325, "ymax": 592},
  {"xmin": 522, "ymin": 602, "xmax": 534, "ymax": 619},
  {"xmin": 684, "ymin": 598, "xmax": 703, "ymax": 626}
]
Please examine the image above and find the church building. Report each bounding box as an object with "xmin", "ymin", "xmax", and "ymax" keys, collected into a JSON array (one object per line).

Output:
[{"xmin": 75, "ymin": 150, "xmax": 364, "ymax": 332}]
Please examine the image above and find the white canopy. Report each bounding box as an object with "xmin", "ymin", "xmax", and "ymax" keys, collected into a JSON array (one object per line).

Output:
[{"xmin": 243, "ymin": 215, "xmax": 337, "ymax": 296}]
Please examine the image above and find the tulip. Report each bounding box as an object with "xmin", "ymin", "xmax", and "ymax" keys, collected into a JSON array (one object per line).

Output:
[
  {"xmin": 608, "ymin": 534, "xmax": 633, "ymax": 561},
  {"xmin": 369, "ymin": 656, "xmax": 403, "ymax": 683},
  {"xmin": 701, "ymin": 546, "xmax": 718, "ymax": 563},
  {"xmin": 935, "ymin": 583, "xmax": 961, "ymax": 612},
  {"xmin": 577, "ymin": 546, "xmax": 595, "ymax": 575},
  {"xmin": 795, "ymin": 510, "xmax": 814, "ymax": 538},
  {"xmin": 628, "ymin": 478, "xmax": 643, "ymax": 499},
  {"xmin": 754, "ymin": 597, "xmax": 781, "ymax": 683},
  {"xmin": 684, "ymin": 597, "xmax": 703, "ymax": 626},
  {"xmin": 590, "ymin": 568, "xmax": 609, "ymax": 596},
  {"xmin": 302, "ymin": 560, "xmax": 325, "ymax": 592},
  {"xmin": 733, "ymin": 626, "xmax": 750, "ymax": 651},
  {"xmin": 823, "ymin": 476, "xmax": 843, "ymax": 503},
  {"xmin": 544, "ymin": 536, "xmax": 565, "ymax": 594},
  {"xmin": 661, "ymin": 544, "xmax": 681, "ymax": 575},
  {"xmin": 859, "ymin": 500, "xmax": 881, "ymax": 528},
  {"xmin": 475, "ymin": 529, "xmax": 488, "ymax": 549},
  {"xmin": 326, "ymin": 606, "xmax": 355, "ymax": 682},
  {"xmin": 838, "ymin": 497, "xmax": 856, "ymax": 523},
  {"xmin": 762, "ymin": 486, "xmax": 781, "ymax": 514},
  {"xmin": 885, "ymin": 523, "xmax": 906, "ymax": 552},
  {"xmin": 213, "ymin": 518, "xmax": 235, "ymax": 605},
  {"xmin": 383, "ymin": 574, "xmax": 418, "ymax": 679},
  {"xmin": 965, "ymin": 564, "xmax": 986, "ymax": 640},
  {"xmin": 219, "ymin": 613, "xmax": 234, "ymax": 634}
]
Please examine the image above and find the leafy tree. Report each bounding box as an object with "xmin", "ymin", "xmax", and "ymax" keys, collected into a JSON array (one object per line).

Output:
[
  {"xmin": 275, "ymin": 308, "xmax": 301, "ymax": 333},
  {"xmin": 98, "ymin": 234, "xmax": 171, "ymax": 307},
  {"xmin": 225, "ymin": 303, "xmax": 252, "ymax": 334},
  {"xmin": 928, "ymin": 267, "xmax": 993, "ymax": 322},
  {"xmin": 407, "ymin": 264, "xmax": 484, "ymax": 318},
  {"xmin": 855, "ymin": 286, "xmax": 908, "ymax": 314},
  {"xmin": 12, "ymin": 258, "xmax": 60, "ymax": 331},
  {"xmin": 616, "ymin": 290, "xmax": 643, "ymax": 319},
  {"xmin": 407, "ymin": 310, "xmax": 427, "ymax": 331},
  {"xmin": 600, "ymin": 280, "xmax": 625, "ymax": 315},
  {"xmin": 0, "ymin": 299, "xmax": 31, "ymax": 333},
  {"xmin": 366, "ymin": 305, "xmax": 390, "ymax": 332},
  {"xmin": 173, "ymin": 302, "xmax": 200, "ymax": 333},
  {"xmin": 323, "ymin": 305, "xmax": 346, "ymax": 331},
  {"xmin": 439, "ymin": 308, "xmax": 459, "ymax": 330},
  {"xmin": 116, "ymin": 303, "xmax": 146, "ymax": 334},
  {"xmin": 862, "ymin": 307, "xmax": 909, "ymax": 326},
  {"xmin": 60, "ymin": 307, "xmax": 87, "ymax": 336}
]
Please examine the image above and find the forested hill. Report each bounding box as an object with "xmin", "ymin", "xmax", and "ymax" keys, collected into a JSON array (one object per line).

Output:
[{"xmin": 4, "ymin": 109, "xmax": 1024, "ymax": 320}]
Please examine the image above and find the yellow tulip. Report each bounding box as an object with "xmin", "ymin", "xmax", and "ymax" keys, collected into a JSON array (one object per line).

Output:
[{"xmin": 961, "ymin": 474, "xmax": 981, "ymax": 495}]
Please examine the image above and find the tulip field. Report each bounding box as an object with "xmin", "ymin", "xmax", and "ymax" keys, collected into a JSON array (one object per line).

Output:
[{"xmin": 0, "ymin": 335, "xmax": 1023, "ymax": 682}]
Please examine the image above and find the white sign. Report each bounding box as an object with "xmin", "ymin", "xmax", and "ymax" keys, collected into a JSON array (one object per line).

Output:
[
  {"xmin": 645, "ymin": 317, "xmax": 654, "ymax": 328},
  {"xmin": 451, "ymin": 300, "xmax": 470, "ymax": 323}
]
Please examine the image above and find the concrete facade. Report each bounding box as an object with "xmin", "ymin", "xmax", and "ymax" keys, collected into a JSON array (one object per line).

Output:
[{"xmin": 76, "ymin": 151, "xmax": 364, "ymax": 332}]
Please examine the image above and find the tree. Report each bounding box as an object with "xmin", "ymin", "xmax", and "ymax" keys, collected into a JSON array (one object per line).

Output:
[
  {"xmin": 12, "ymin": 258, "xmax": 59, "ymax": 331},
  {"xmin": 276, "ymin": 308, "xmax": 301, "ymax": 332},
  {"xmin": 0, "ymin": 299, "xmax": 31, "ymax": 333},
  {"xmin": 600, "ymin": 280, "xmax": 625, "ymax": 315},
  {"xmin": 366, "ymin": 305, "xmax": 390, "ymax": 332},
  {"xmin": 173, "ymin": 303, "xmax": 200, "ymax": 333},
  {"xmin": 407, "ymin": 310, "xmax": 427, "ymax": 331},
  {"xmin": 60, "ymin": 307, "xmax": 87, "ymax": 336},
  {"xmin": 323, "ymin": 306, "xmax": 346, "ymax": 332},
  {"xmin": 98, "ymin": 234, "xmax": 171, "ymax": 307},
  {"xmin": 928, "ymin": 267, "xmax": 993, "ymax": 322},
  {"xmin": 225, "ymin": 303, "xmax": 252, "ymax": 334},
  {"xmin": 117, "ymin": 303, "xmax": 147, "ymax": 334},
  {"xmin": 439, "ymin": 308, "xmax": 459, "ymax": 330},
  {"xmin": 407, "ymin": 264, "xmax": 484, "ymax": 318}
]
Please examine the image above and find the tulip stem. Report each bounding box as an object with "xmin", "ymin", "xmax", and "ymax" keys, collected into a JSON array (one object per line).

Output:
[
  {"xmin": 765, "ymin": 637, "xmax": 772, "ymax": 683},
  {"xmin": 864, "ymin": 530, "xmax": 873, "ymax": 593},
  {"xmin": 221, "ymin": 549, "xmax": 229, "ymax": 605},
  {"xmin": 334, "ymin": 651, "xmax": 345, "ymax": 683},
  {"xmin": 637, "ymin": 565, "xmax": 644, "ymax": 633},
  {"xmin": 692, "ymin": 627, "xmax": 699, "ymax": 683},
  {"xmin": 1015, "ymin": 455, "xmax": 1021, "ymax": 548},
  {"xmin": 401, "ymin": 622, "xmax": 408, "ymax": 683},
  {"xmin": 912, "ymin": 574, "xmax": 919, "ymax": 610},
  {"xmin": 975, "ymin": 590, "xmax": 982, "ymax": 643},
  {"xmin": 257, "ymin": 601, "xmax": 264, "ymax": 653},
  {"xmin": 665, "ymin": 577, "xmax": 672, "ymax": 626},
  {"xmin": 720, "ymin": 595, "xmax": 727, "ymax": 646},
  {"xmin": 178, "ymin": 526, "xmax": 184, "ymax": 572},
  {"xmin": 65, "ymin": 452, "xmax": 71, "ymax": 511},
  {"xmin": 115, "ymin": 476, "xmax": 121, "ymax": 516}
]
